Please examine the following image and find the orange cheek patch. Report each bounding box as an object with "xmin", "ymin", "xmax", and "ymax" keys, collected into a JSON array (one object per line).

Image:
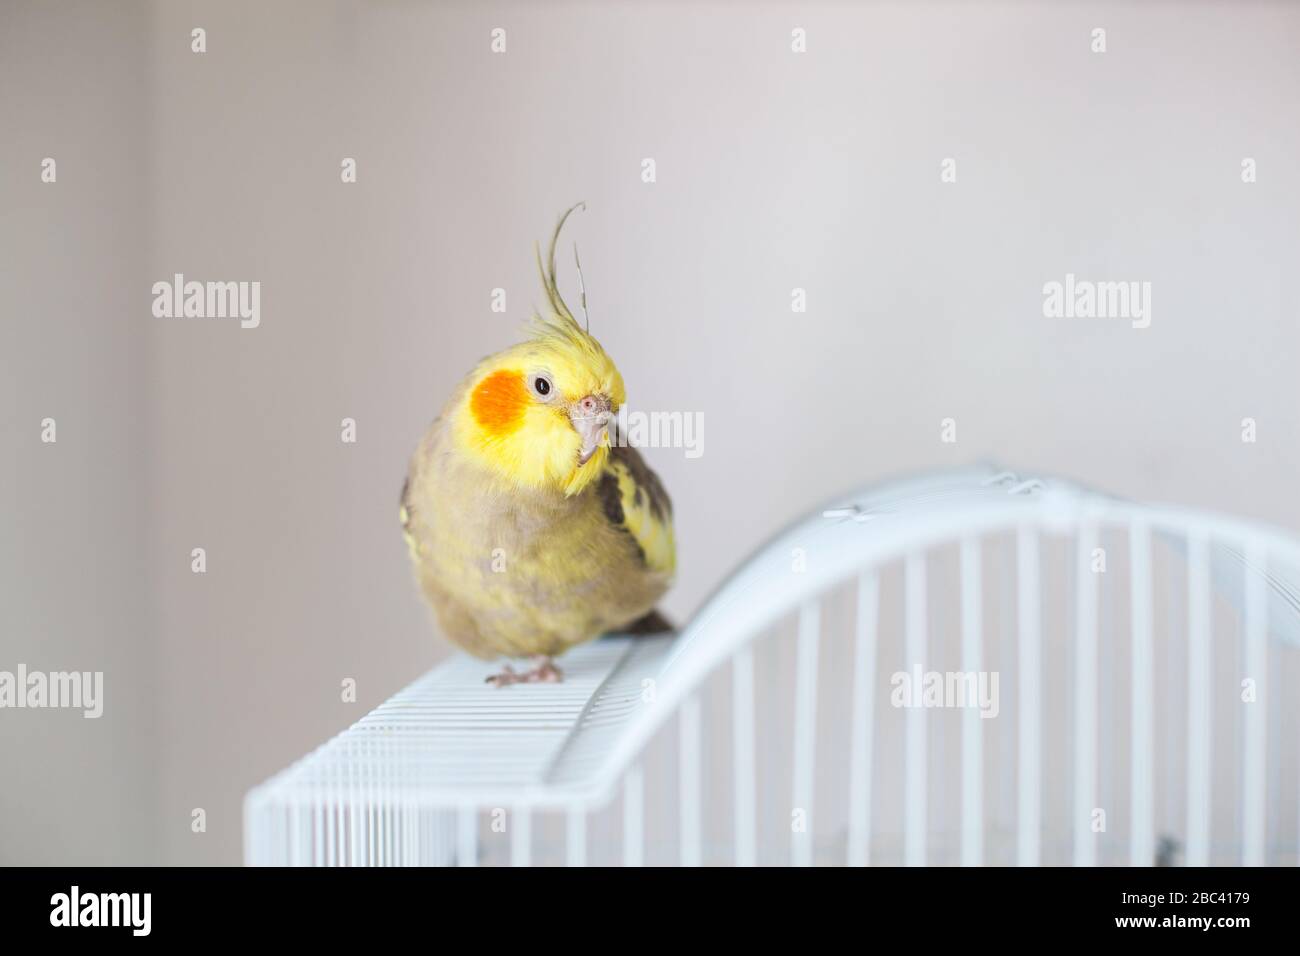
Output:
[{"xmin": 470, "ymin": 370, "xmax": 529, "ymax": 435}]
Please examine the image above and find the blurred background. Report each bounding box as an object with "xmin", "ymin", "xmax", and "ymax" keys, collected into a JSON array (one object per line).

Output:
[{"xmin": 2, "ymin": 0, "xmax": 1297, "ymax": 865}]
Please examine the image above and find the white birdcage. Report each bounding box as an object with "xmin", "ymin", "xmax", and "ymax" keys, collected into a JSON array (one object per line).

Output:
[{"xmin": 244, "ymin": 465, "xmax": 1300, "ymax": 866}]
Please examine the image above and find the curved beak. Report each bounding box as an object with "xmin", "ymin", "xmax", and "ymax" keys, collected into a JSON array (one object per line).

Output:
[{"xmin": 570, "ymin": 395, "xmax": 612, "ymax": 465}]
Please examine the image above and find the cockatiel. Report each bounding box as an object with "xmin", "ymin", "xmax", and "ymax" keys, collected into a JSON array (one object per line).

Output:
[{"xmin": 401, "ymin": 205, "xmax": 675, "ymax": 686}]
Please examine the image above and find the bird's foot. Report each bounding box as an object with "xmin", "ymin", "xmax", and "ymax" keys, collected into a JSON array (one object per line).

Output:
[{"xmin": 485, "ymin": 657, "xmax": 564, "ymax": 687}]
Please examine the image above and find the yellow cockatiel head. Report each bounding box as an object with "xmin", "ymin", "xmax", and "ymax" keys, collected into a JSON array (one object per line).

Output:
[{"xmin": 452, "ymin": 205, "xmax": 626, "ymax": 497}]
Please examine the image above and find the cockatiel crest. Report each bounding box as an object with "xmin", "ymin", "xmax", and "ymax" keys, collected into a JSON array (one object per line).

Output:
[
  {"xmin": 451, "ymin": 204, "xmax": 625, "ymax": 497},
  {"xmin": 402, "ymin": 204, "xmax": 675, "ymax": 684}
]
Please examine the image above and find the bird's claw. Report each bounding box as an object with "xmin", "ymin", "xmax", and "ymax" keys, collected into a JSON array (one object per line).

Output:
[{"xmin": 485, "ymin": 659, "xmax": 564, "ymax": 687}]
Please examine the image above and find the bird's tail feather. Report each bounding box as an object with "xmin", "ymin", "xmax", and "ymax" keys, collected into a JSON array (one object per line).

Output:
[{"xmin": 612, "ymin": 608, "xmax": 674, "ymax": 636}]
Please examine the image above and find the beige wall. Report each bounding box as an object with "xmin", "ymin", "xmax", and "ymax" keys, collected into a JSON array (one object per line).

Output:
[
  {"xmin": 3, "ymin": 0, "xmax": 1298, "ymax": 864},
  {"xmin": 1, "ymin": 0, "xmax": 156, "ymax": 863}
]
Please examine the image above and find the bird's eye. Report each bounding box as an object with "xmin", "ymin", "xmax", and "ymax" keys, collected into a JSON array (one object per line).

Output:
[{"xmin": 530, "ymin": 374, "xmax": 553, "ymax": 399}]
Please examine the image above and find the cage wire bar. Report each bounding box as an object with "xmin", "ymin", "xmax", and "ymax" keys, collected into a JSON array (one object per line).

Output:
[{"xmin": 246, "ymin": 466, "xmax": 1300, "ymax": 866}]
